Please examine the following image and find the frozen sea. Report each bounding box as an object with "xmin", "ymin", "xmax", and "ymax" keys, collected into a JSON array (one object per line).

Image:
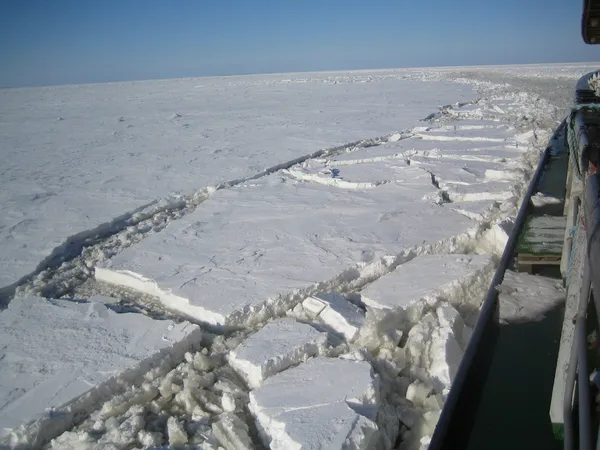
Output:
[{"xmin": 0, "ymin": 63, "xmax": 595, "ymax": 449}]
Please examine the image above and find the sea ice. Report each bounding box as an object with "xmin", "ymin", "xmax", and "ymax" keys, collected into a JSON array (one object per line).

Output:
[
  {"xmin": 96, "ymin": 175, "xmax": 474, "ymax": 327},
  {"xmin": 0, "ymin": 296, "xmax": 201, "ymax": 448},
  {"xmin": 405, "ymin": 305, "xmax": 465, "ymax": 394},
  {"xmin": 0, "ymin": 74, "xmax": 474, "ymax": 297},
  {"xmin": 442, "ymin": 180, "xmax": 515, "ymax": 202},
  {"xmin": 360, "ymin": 254, "xmax": 495, "ymax": 313},
  {"xmin": 228, "ymin": 318, "xmax": 327, "ymax": 389},
  {"xmin": 303, "ymin": 292, "xmax": 365, "ymax": 342},
  {"xmin": 249, "ymin": 357, "xmax": 380, "ymax": 449},
  {"xmin": 450, "ymin": 200, "xmax": 497, "ymax": 221},
  {"xmin": 286, "ymin": 158, "xmax": 422, "ymax": 189}
]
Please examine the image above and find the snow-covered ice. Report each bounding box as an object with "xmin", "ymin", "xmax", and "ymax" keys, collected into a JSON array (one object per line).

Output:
[
  {"xmin": 498, "ymin": 270, "xmax": 565, "ymax": 324},
  {"xmin": 286, "ymin": 158, "xmax": 413, "ymax": 189},
  {"xmin": 360, "ymin": 254, "xmax": 495, "ymax": 313},
  {"xmin": 229, "ymin": 318, "xmax": 327, "ymax": 389},
  {"xmin": 302, "ymin": 292, "xmax": 365, "ymax": 342},
  {"xmin": 249, "ymin": 357, "xmax": 380, "ymax": 449},
  {"xmin": 96, "ymin": 175, "xmax": 474, "ymax": 327},
  {"xmin": 0, "ymin": 74, "xmax": 474, "ymax": 298},
  {"xmin": 0, "ymin": 296, "xmax": 201, "ymax": 447},
  {"xmin": 405, "ymin": 305, "xmax": 466, "ymax": 395},
  {"xmin": 330, "ymin": 136, "xmax": 518, "ymax": 166}
]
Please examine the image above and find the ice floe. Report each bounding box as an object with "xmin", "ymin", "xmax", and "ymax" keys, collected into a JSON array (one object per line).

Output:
[
  {"xmin": 360, "ymin": 254, "xmax": 494, "ymax": 313},
  {"xmin": 302, "ymin": 292, "xmax": 365, "ymax": 342},
  {"xmin": 0, "ymin": 296, "xmax": 201, "ymax": 447},
  {"xmin": 249, "ymin": 357, "xmax": 380, "ymax": 449},
  {"xmin": 96, "ymin": 176, "xmax": 474, "ymax": 328},
  {"xmin": 229, "ymin": 318, "xmax": 327, "ymax": 389}
]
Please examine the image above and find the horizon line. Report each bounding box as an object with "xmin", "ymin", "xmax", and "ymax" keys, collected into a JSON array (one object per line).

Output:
[{"xmin": 2, "ymin": 60, "xmax": 599, "ymax": 91}]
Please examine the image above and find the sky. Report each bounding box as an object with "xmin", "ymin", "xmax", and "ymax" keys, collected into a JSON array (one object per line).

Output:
[{"xmin": 0, "ymin": 0, "xmax": 598, "ymax": 88}]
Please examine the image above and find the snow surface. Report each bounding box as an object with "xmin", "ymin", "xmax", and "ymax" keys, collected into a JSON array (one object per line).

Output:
[
  {"xmin": 249, "ymin": 357, "xmax": 379, "ymax": 449},
  {"xmin": 229, "ymin": 318, "xmax": 327, "ymax": 389},
  {"xmin": 360, "ymin": 254, "xmax": 494, "ymax": 312},
  {"xmin": 498, "ymin": 270, "xmax": 565, "ymax": 324},
  {"xmin": 0, "ymin": 74, "xmax": 474, "ymax": 298},
  {"xmin": 302, "ymin": 292, "xmax": 365, "ymax": 342},
  {"xmin": 0, "ymin": 296, "xmax": 201, "ymax": 447},
  {"xmin": 96, "ymin": 174, "xmax": 474, "ymax": 328}
]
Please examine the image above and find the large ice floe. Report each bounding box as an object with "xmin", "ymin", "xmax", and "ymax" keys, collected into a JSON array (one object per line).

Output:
[
  {"xmin": 96, "ymin": 172, "xmax": 475, "ymax": 329},
  {"xmin": 0, "ymin": 296, "xmax": 201, "ymax": 447}
]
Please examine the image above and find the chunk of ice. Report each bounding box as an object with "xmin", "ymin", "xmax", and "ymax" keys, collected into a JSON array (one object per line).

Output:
[
  {"xmin": 212, "ymin": 412, "xmax": 253, "ymax": 450},
  {"xmin": 405, "ymin": 305, "xmax": 465, "ymax": 394},
  {"xmin": 249, "ymin": 357, "xmax": 380, "ymax": 450},
  {"xmin": 360, "ymin": 254, "xmax": 494, "ymax": 312},
  {"xmin": 303, "ymin": 292, "xmax": 365, "ymax": 341},
  {"xmin": 229, "ymin": 318, "xmax": 327, "ymax": 389}
]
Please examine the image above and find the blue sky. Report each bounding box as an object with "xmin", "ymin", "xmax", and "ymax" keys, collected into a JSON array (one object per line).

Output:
[{"xmin": 0, "ymin": 0, "xmax": 598, "ymax": 87}]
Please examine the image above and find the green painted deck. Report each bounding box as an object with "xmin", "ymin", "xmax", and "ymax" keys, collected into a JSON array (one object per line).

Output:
[{"xmin": 517, "ymin": 215, "xmax": 567, "ymax": 256}]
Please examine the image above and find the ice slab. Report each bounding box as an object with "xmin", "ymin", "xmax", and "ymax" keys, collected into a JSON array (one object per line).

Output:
[
  {"xmin": 409, "ymin": 156, "xmax": 520, "ymax": 183},
  {"xmin": 450, "ymin": 200, "xmax": 498, "ymax": 221},
  {"xmin": 0, "ymin": 296, "xmax": 201, "ymax": 447},
  {"xmin": 97, "ymin": 175, "xmax": 474, "ymax": 327},
  {"xmin": 330, "ymin": 136, "xmax": 514, "ymax": 165},
  {"xmin": 405, "ymin": 305, "xmax": 465, "ymax": 394},
  {"xmin": 442, "ymin": 181, "xmax": 515, "ymax": 202},
  {"xmin": 498, "ymin": 270, "xmax": 565, "ymax": 324},
  {"xmin": 229, "ymin": 318, "xmax": 327, "ymax": 389},
  {"xmin": 414, "ymin": 126, "xmax": 516, "ymax": 143},
  {"xmin": 434, "ymin": 119, "xmax": 514, "ymax": 131},
  {"xmin": 302, "ymin": 292, "xmax": 365, "ymax": 342},
  {"xmin": 249, "ymin": 357, "xmax": 379, "ymax": 449},
  {"xmin": 286, "ymin": 159, "xmax": 422, "ymax": 189},
  {"xmin": 360, "ymin": 254, "xmax": 495, "ymax": 312}
]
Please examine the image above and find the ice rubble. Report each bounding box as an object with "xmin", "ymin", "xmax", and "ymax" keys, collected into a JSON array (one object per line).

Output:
[
  {"xmin": 344, "ymin": 254, "xmax": 497, "ymax": 449},
  {"xmin": 405, "ymin": 305, "xmax": 466, "ymax": 395},
  {"xmin": 0, "ymin": 296, "xmax": 201, "ymax": 447},
  {"xmin": 96, "ymin": 174, "xmax": 474, "ymax": 328},
  {"xmin": 249, "ymin": 357, "xmax": 380, "ymax": 450},
  {"xmin": 229, "ymin": 318, "xmax": 328, "ymax": 389},
  {"xmin": 48, "ymin": 340, "xmax": 254, "ymax": 449},
  {"xmin": 498, "ymin": 270, "xmax": 565, "ymax": 324}
]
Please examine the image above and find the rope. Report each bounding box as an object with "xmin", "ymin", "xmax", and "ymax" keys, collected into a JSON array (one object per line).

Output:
[{"xmin": 566, "ymin": 103, "xmax": 600, "ymax": 180}]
